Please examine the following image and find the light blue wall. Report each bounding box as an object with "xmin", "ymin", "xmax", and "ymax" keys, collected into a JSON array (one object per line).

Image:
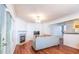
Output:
[{"xmin": 50, "ymin": 24, "xmax": 63, "ymax": 36}]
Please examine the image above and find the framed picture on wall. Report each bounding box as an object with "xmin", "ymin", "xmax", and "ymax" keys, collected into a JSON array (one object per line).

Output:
[{"xmin": 73, "ymin": 21, "xmax": 79, "ymax": 29}]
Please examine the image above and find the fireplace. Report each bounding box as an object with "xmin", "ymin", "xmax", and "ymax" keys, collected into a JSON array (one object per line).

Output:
[
  {"xmin": 18, "ymin": 31, "xmax": 26, "ymax": 43},
  {"xmin": 20, "ymin": 34, "xmax": 25, "ymax": 43}
]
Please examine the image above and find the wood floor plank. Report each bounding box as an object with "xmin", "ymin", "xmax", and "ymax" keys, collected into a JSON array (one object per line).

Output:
[{"xmin": 14, "ymin": 40, "xmax": 79, "ymax": 54}]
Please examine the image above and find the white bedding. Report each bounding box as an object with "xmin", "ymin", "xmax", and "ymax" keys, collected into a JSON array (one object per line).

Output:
[{"xmin": 32, "ymin": 35, "xmax": 60, "ymax": 50}]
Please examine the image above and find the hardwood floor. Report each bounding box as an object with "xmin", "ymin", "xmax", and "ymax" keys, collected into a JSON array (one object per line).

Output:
[{"xmin": 14, "ymin": 40, "xmax": 79, "ymax": 54}]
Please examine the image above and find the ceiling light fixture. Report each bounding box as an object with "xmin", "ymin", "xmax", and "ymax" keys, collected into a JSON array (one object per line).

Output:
[
  {"xmin": 35, "ymin": 15, "xmax": 41, "ymax": 23},
  {"xmin": 29, "ymin": 13, "xmax": 45, "ymax": 23}
]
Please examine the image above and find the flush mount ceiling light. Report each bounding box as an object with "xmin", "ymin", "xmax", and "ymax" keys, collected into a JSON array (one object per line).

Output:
[
  {"xmin": 35, "ymin": 16, "xmax": 41, "ymax": 23},
  {"xmin": 29, "ymin": 13, "xmax": 46, "ymax": 23}
]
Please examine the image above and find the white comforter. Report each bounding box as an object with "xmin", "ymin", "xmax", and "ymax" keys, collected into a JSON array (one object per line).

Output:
[{"xmin": 32, "ymin": 35, "xmax": 60, "ymax": 50}]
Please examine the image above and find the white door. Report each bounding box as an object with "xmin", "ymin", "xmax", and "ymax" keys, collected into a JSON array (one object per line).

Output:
[
  {"xmin": 0, "ymin": 4, "xmax": 13, "ymax": 54},
  {"xmin": 6, "ymin": 11, "xmax": 13, "ymax": 54},
  {"xmin": 0, "ymin": 4, "xmax": 7, "ymax": 54}
]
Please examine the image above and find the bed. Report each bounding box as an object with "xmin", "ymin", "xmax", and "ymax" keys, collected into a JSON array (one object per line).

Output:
[{"xmin": 32, "ymin": 35, "xmax": 60, "ymax": 50}]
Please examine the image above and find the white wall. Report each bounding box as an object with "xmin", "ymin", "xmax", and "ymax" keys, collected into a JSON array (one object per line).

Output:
[
  {"xmin": 13, "ymin": 18, "xmax": 27, "ymax": 44},
  {"xmin": 14, "ymin": 18, "xmax": 51, "ymax": 43},
  {"xmin": 26, "ymin": 23, "xmax": 51, "ymax": 39},
  {"xmin": 64, "ymin": 34, "xmax": 79, "ymax": 49}
]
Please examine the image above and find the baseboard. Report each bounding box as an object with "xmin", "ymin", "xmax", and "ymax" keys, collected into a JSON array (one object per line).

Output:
[{"xmin": 62, "ymin": 45, "xmax": 79, "ymax": 51}]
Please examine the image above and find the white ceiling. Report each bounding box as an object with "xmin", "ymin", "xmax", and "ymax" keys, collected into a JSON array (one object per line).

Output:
[{"xmin": 13, "ymin": 4, "xmax": 79, "ymax": 23}]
